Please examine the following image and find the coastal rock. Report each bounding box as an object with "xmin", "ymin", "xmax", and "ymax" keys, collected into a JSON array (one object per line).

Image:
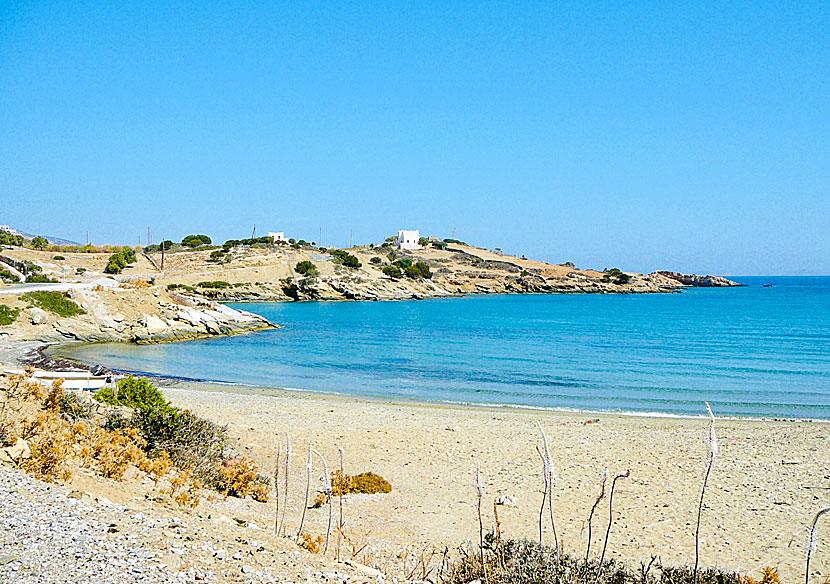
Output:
[
  {"xmin": 28, "ymin": 308, "xmax": 48, "ymax": 325},
  {"xmin": 651, "ymin": 271, "xmax": 741, "ymax": 287},
  {"xmin": 142, "ymin": 314, "xmax": 169, "ymax": 334}
]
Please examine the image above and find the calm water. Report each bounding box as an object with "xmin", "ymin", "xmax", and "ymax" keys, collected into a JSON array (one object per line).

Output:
[{"xmin": 54, "ymin": 277, "xmax": 830, "ymax": 418}]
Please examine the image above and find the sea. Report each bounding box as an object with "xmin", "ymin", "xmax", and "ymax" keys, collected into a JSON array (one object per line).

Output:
[{"xmin": 52, "ymin": 276, "xmax": 830, "ymax": 419}]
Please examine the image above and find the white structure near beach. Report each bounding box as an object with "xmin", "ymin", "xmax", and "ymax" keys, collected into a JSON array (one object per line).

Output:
[
  {"xmin": 268, "ymin": 232, "xmax": 286, "ymax": 242},
  {"xmin": 397, "ymin": 230, "xmax": 420, "ymax": 250}
]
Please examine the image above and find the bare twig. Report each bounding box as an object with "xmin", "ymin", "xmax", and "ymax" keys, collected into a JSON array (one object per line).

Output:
[
  {"xmin": 805, "ymin": 507, "xmax": 830, "ymax": 584},
  {"xmin": 273, "ymin": 441, "xmax": 281, "ymax": 534},
  {"xmin": 694, "ymin": 403, "xmax": 718, "ymax": 584},
  {"xmin": 536, "ymin": 421, "xmax": 558, "ymax": 551},
  {"xmin": 337, "ymin": 446, "xmax": 345, "ymax": 562},
  {"xmin": 596, "ymin": 470, "xmax": 630, "ymax": 582},
  {"xmin": 279, "ymin": 434, "xmax": 291, "ymax": 536},
  {"xmin": 536, "ymin": 445, "xmax": 548, "ymax": 544},
  {"xmin": 475, "ymin": 464, "xmax": 486, "ymax": 582},
  {"xmin": 311, "ymin": 448, "xmax": 333, "ymax": 553},
  {"xmin": 296, "ymin": 444, "xmax": 312, "ymax": 541},
  {"xmin": 586, "ymin": 468, "xmax": 608, "ymax": 562}
]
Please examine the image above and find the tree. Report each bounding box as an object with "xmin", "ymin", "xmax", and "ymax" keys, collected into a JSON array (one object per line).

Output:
[
  {"xmin": 382, "ymin": 265, "xmax": 402, "ymax": 279},
  {"xmin": 404, "ymin": 261, "xmax": 432, "ymax": 279},
  {"xmin": 181, "ymin": 234, "xmax": 212, "ymax": 248},
  {"xmin": 31, "ymin": 236, "xmax": 48, "ymax": 250},
  {"xmin": 295, "ymin": 261, "xmax": 318, "ymax": 277},
  {"xmin": 369, "ymin": 257, "xmax": 382, "ymax": 265}
]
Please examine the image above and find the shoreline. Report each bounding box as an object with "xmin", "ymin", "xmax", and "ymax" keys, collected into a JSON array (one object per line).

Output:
[{"xmin": 24, "ymin": 338, "xmax": 830, "ymax": 424}]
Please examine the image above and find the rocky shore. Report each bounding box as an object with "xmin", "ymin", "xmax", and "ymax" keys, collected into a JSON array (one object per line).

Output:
[{"xmin": 0, "ymin": 243, "xmax": 739, "ymax": 348}]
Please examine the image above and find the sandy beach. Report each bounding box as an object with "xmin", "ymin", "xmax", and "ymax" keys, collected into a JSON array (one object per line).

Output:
[{"xmin": 146, "ymin": 381, "xmax": 830, "ymax": 583}]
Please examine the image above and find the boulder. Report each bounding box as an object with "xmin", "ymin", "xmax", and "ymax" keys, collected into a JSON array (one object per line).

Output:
[
  {"xmin": 4, "ymin": 438, "xmax": 31, "ymax": 462},
  {"xmin": 142, "ymin": 314, "xmax": 169, "ymax": 334},
  {"xmin": 29, "ymin": 307, "xmax": 49, "ymax": 325}
]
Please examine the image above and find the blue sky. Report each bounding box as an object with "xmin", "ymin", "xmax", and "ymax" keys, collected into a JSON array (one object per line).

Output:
[{"xmin": 1, "ymin": 2, "xmax": 827, "ymax": 275}]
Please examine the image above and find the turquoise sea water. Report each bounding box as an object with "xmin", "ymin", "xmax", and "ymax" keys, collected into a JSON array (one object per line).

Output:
[{"xmin": 54, "ymin": 277, "xmax": 830, "ymax": 418}]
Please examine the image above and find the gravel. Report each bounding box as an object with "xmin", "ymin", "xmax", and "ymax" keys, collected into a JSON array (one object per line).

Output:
[{"xmin": 0, "ymin": 465, "xmax": 216, "ymax": 584}]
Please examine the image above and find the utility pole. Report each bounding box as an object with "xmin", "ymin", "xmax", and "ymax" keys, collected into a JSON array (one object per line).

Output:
[
  {"xmin": 452, "ymin": 227, "xmax": 457, "ymax": 240},
  {"xmin": 319, "ymin": 227, "xmax": 322, "ymax": 248},
  {"xmin": 350, "ymin": 230, "xmax": 353, "ymax": 249},
  {"xmin": 161, "ymin": 238, "xmax": 165, "ymax": 270},
  {"xmin": 251, "ymin": 224, "xmax": 256, "ymax": 240},
  {"xmin": 147, "ymin": 227, "xmax": 151, "ymax": 246},
  {"xmin": 86, "ymin": 231, "xmax": 89, "ymax": 246}
]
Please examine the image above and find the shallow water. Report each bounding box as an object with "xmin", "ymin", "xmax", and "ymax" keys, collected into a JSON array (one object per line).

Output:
[{"xmin": 55, "ymin": 277, "xmax": 830, "ymax": 418}]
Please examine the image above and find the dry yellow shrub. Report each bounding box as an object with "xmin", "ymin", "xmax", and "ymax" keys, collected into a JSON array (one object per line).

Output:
[
  {"xmin": 166, "ymin": 469, "xmax": 201, "ymax": 508},
  {"xmin": 214, "ymin": 457, "xmax": 270, "ymax": 501},
  {"xmin": 299, "ymin": 533, "xmax": 324, "ymax": 554},
  {"xmin": 742, "ymin": 567, "xmax": 780, "ymax": 584},
  {"xmin": 331, "ymin": 470, "xmax": 391, "ymax": 495},
  {"xmin": 20, "ymin": 410, "xmax": 73, "ymax": 482},
  {"xmin": 139, "ymin": 450, "xmax": 172, "ymax": 485},
  {"xmin": 90, "ymin": 426, "xmax": 146, "ymax": 479}
]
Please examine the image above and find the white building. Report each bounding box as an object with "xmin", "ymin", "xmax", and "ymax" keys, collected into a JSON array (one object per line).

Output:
[
  {"xmin": 397, "ymin": 229, "xmax": 420, "ymax": 250},
  {"xmin": 268, "ymin": 232, "xmax": 286, "ymax": 242}
]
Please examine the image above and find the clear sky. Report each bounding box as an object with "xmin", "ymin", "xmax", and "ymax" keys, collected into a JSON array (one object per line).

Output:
[{"xmin": 1, "ymin": 2, "xmax": 827, "ymax": 275}]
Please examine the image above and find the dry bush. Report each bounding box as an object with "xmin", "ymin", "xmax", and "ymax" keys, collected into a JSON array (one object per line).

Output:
[
  {"xmin": 299, "ymin": 533, "xmax": 325, "ymax": 554},
  {"xmin": 741, "ymin": 567, "xmax": 780, "ymax": 584},
  {"xmin": 331, "ymin": 470, "xmax": 391, "ymax": 495},
  {"xmin": 0, "ymin": 374, "xmax": 45, "ymax": 444},
  {"xmin": 166, "ymin": 468, "xmax": 202, "ymax": 508},
  {"xmin": 442, "ymin": 537, "xmax": 744, "ymax": 584},
  {"xmin": 89, "ymin": 425, "xmax": 146, "ymax": 479},
  {"xmin": 139, "ymin": 450, "xmax": 172, "ymax": 486},
  {"xmin": 20, "ymin": 410, "xmax": 73, "ymax": 482},
  {"xmin": 214, "ymin": 457, "xmax": 270, "ymax": 501}
]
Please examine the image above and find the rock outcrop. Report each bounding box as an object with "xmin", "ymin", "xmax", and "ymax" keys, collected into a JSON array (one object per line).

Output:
[{"xmin": 650, "ymin": 271, "xmax": 742, "ymax": 287}]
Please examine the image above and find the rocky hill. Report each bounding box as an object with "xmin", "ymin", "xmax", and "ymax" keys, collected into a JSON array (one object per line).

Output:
[{"xmin": 0, "ymin": 242, "xmax": 684, "ymax": 345}]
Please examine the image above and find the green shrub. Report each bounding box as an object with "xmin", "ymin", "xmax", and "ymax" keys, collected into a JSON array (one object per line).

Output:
[
  {"xmin": 181, "ymin": 234, "xmax": 212, "ymax": 248},
  {"xmin": 208, "ymin": 249, "xmax": 229, "ymax": 262},
  {"xmin": 23, "ymin": 261, "xmax": 41, "ymax": 273},
  {"xmin": 26, "ymin": 274, "xmax": 58, "ymax": 283},
  {"xmin": 329, "ymin": 249, "xmax": 361, "ymax": 268},
  {"xmin": 0, "ymin": 230, "xmax": 25, "ymax": 247},
  {"xmin": 603, "ymin": 268, "xmax": 631, "ymax": 285},
  {"xmin": 94, "ymin": 377, "xmax": 173, "ymax": 413},
  {"xmin": 52, "ymin": 255, "xmax": 65, "ymax": 261},
  {"xmin": 294, "ymin": 260, "xmax": 318, "ymax": 277},
  {"xmin": 96, "ymin": 377, "xmax": 229, "ymax": 485},
  {"xmin": 104, "ymin": 248, "xmax": 137, "ymax": 274},
  {"xmin": 0, "ymin": 268, "xmax": 19, "ymax": 283},
  {"xmin": 0, "ymin": 305, "xmax": 20, "ymax": 326},
  {"xmin": 197, "ymin": 280, "xmax": 231, "ymax": 289},
  {"xmin": 443, "ymin": 537, "xmax": 742, "ymax": 584},
  {"xmin": 382, "ymin": 265, "xmax": 402, "ymax": 279},
  {"xmin": 393, "ymin": 258, "xmax": 413, "ymax": 269},
  {"xmin": 370, "ymin": 257, "xmax": 382, "ymax": 265},
  {"xmin": 31, "ymin": 236, "xmax": 48, "ymax": 250},
  {"xmin": 21, "ymin": 291, "xmax": 85, "ymax": 317},
  {"xmin": 76, "ymin": 267, "xmax": 86, "ymax": 274},
  {"xmin": 404, "ymin": 261, "xmax": 432, "ymax": 279},
  {"xmin": 166, "ymin": 283, "xmax": 196, "ymax": 293}
]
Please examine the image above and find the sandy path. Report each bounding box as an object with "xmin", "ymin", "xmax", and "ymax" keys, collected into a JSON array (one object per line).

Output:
[{"xmin": 161, "ymin": 383, "xmax": 830, "ymax": 583}]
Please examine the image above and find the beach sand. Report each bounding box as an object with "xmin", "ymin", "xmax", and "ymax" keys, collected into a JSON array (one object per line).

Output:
[{"xmin": 157, "ymin": 382, "xmax": 830, "ymax": 582}]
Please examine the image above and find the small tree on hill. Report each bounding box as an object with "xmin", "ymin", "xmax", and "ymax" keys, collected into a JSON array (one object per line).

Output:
[
  {"xmin": 31, "ymin": 236, "xmax": 48, "ymax": 250},
  {"xmin": 181, "ymin": 234, "xmax": 212, "ymax": 248}
]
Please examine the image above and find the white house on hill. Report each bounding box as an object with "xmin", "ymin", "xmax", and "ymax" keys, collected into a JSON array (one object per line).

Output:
[
  {"xmin": 397, "ymin": 229, "xmax": 420, "ymax": 250},
  {"xmin": 268, "ymin": 232, "xmax": 286, "ymax": 242}
]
